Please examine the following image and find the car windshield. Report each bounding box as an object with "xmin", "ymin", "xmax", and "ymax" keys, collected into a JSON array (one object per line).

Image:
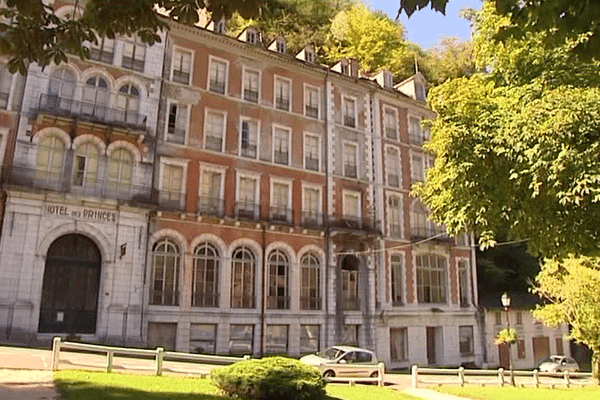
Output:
[{"xmin": 318, "ymin": 347, "xmax": 344, "ymax": 360}]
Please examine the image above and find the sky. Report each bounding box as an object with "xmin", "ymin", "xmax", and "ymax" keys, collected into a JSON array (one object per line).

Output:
[{"xmin": 367, "ymin": 0, "xmax": 482, "ymax": 49}]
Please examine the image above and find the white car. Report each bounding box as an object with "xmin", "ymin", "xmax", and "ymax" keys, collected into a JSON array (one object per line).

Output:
[
  {"xmin": 300, "ymin": 345, "xmax": 381, "ymax": 378},
  {"xmin": 538, "ymin": 356, "xmax": 580, "ymax": 373}
]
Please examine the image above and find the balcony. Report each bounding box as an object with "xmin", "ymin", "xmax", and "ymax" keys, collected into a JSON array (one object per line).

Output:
[
  {"xmin": 411, "ymin": 225, "xmax": 451, "ymax": 241},
  {"xmin": 270, "ymin": 205, "xmax": 293, "ymax": 225},
  {"xmin": 330, "ymin": 212, "xmax": 382, "ymax": 235},
  {"xmin": 301, "ymin": 211, "xmax": 323, "ymax": 229},
  {"xmin": 158, "ymin": 190, "xmax": 186, "ymax": 211},
  {"xmin": 244, "ymin": 89, "xmax": 258, "ymax": 103},
  {"xmin": 192, "ymin": 292, "xmax": 219, "ymax": 308},
  {"xmin": 266, "ymin": 295, "xmax": 290, "ymax": 309},
  {"xmin": 273, "ymin": 150, "xmax": 289, "ymax": 165},
  {"xmin": 198, "ymin": 196, "xmax": 224, "ymax": 217},
  {"xmin": 7, "ymin": 165, "xmax": 152, "ymax": 204},
  {"xmin": 37, "ymin": 93, "xmax": 147, "ymax": 131},
  {"xmin": 235, "ymin": 200, "xmax": 260, "ymax": 221}
]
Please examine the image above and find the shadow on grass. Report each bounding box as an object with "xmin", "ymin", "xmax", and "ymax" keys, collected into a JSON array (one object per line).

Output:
[{"xmin": 55, "ymin": 379, "xmax": 345, "ymax": 400}]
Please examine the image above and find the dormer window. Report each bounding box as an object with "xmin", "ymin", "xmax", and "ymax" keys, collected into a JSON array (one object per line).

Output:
[
  {"xmin": 306, "ymin": 50, "xmax": 314, "ymax": 63},
  {"xmin": 384, "ymin": 72, "xmax": 393, "ymax": 88},
  {"xmin": 216, "ymin": 20, "xmax": 225, "ymax": 34},
  {"xmin": 341, "ymin": 61, "xmax": 349, "ymax": 76},
  {"xmin": 246, "ymin": 30, "xmax": 257, "ymax": 44},
  {"xmin": 295, "ymin": 45, "xmax": 315, "ymax": 63},
  {"xmin": 276, "ymin": 40, "xmax": 286, "ymax": 54},
  {"xmin": 416, "ymin": 83, "xmax": 426, "ymax": 101}
]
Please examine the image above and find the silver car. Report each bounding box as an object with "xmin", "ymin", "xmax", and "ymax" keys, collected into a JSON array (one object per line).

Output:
[
  {"xmin": 300, "ymin": 345, "xmax": 381, "ymax": 378},
  {"xmin": 538, "ymin": 356, "xmax": 580, "ymax": 373}
]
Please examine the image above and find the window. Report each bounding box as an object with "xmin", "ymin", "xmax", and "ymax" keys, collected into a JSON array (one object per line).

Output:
[
  {"xmin": 190, "ymin": 324, "xmax": 216, "ymax": 354},
  {"xmin": 409, "ymin": 116, "xmax": 423, "ymax": 145},
  {"xmin": 495, "ymin": 312, "xmax": 502, "ymax": 326},
  {"xmin": 192, "ymin": 242, "xmax": 219, "ymax": 307},
  {"xmin": 516, "ymin": 311, "xmax": 523, "ymax": 326},
  {"xmin": 209, "ymin": 58, "xmax": 227, "ymax": 94},
  {"xmin": 122, "ymin": 37, "xmax": 146, "ymax": 72},
  {"xmin": 116, "ymin": 84, "xmax": 140, "ymax": 125},
  {"xmin": 82, "ymin": 76, "xmax": 109, "ymax": 118},
  {"xmin": 272, "ymin": 126, "xmax": 290, "ymax": 165},
  {"xmin": 300, "ymin": 325, "xmax": 320, "ymax": 354},
  {"xmin": 411, "ymin": 153, "xmax": 424, "ymax": 183},
  {"xmin": 240, "ymin": 119, "xmax": 258, "ymax": 158},
  {"xmin": 0, "ymin": 66, "xmax": 12, "ymax": 109},
  {"xmin": 416, "ymin": 254, "xmax": 447, "ymax": 303},
  {"xmin": 304, "ymin": 86, "xmax": 319, "ymax": 118},
  {"xmin": 302, "ymin": 186, "xmax": 321, "ymax": 226},
  {"xmin": 171, "ymin": 48, "xmax": 192, "ymax": 84},
  {"xmin": 343, "ymin": 97, "xmax": 356, "ymax": 128},
  {"xmin": 108, "ymin": 148, "xmax": 133, "ymax": 194},
  {"xmin": 275, "ymin": 39, "xmax": 286, "ymax": 54},
  {"xmin": 390, "ymin": 255, "xmax": 403, "ymax": 305},
  {"xmin": 386, "ymin": 147, "xmax": 400, "ymax": 187},
  {"xmin": 416, "ymin": 83, "xmax": 426, "ymax": 101},
  {"xmin": 459, "ymin": 326, "xmax": 474, "ymax": 356},
  {"xmin": 229, "ymin": 324, "xmax": 253, "ymax": 355},
  {"xmin": 90, "ymin": 36, "xmax": 114, "ymax": 64},
  {"xmin": 159, "ymin": 162, "xmax": 184, "ymax": 209},
  {"xmin": 266, "ymin": 325, "xmax": 288, "ymax": 354},
  {"xmin": 341, "ymin": 256, "xmax": 359, "ymax": 310},
  {"xmin": 72, "ymin": 143, "xmax": 99, "ymax": 188},
  {"xmin": 274, "ymin": 77, "xmax": 291, "ymax": 111},
  {"xmin": 47, "ymin": 68, "xmax": 76, "ymax": 111},
  {"xmin": 410, "ymin": 200, "xmax": 429, "ymax": 238},
  {"xmin": 388, "ymin": 195, "xmax": 402, "ymax": 238},
  {"xmin": 343, "ymin": 142, "xmax": 357, "ymax": 178},
  {"xmin": 215, "ymin": 19, "xmax": 225, "ymax": 34},
  {"xmin": 343, "ymin": 191, "xmax": 361, "ymax": 223},
  {"xmin": 304, "ymin": 134, "xmax": 320, "ymax": 171},
  {"xmin": 390, "ymin": 327, "xmax": 408, "ymax": 361},
  {"xmin": 236, "ymin": 175, "xmax": 258, "ymax": 219},
  {"xmin": 556, "ymin": 337, "xmax": 563, "ymax": 355},
  {"xmin": 267, "ymin": 250, "xmax": 289, "ymax": 309},
  {"xmin": 243, "ymin": 69, "xmax": 259, "ymax": 103},
  {"xmin": 150, "ymin": 239, "xmax": 180, "ymax": 306},
  {"xmin": 231, "ymin": 246, "xmax": 256, "ymax": 308},
  {"xmin": 166, "ymin": 102, "xmax": 188, "ymax": 144},
  {"xmin": 204, "ymin": 110, "xmax": 225, "ymax": 152},
  {"xmin": 36, "ymin": 135, "xmax": 65, "ymax": 182},
  {"xmin": 458, "ymin": 260, "xmax": 469, "ymax": 306},
  {"xmin": 271, "ymin": 181, "xmax": 291, "ymax": 223},
  {"xmin": 245, "ymin": 29, "xmax": 258, "ymax": 44},
  {"xmin": 384, "ymin": 108, "xmax": 398, "ymax": 139},
  {"xmin": 517, "ymin": 340, "xmax": 526, "ymax": 359},
  {"xmin": 300, "ymin": 253, "xmax": 321, "ymax": 310},
  {"xmin": 343, "ymin": 324, "xmax": 359, "ymax": 346},
  {"xmin": 199, "ymin": 169, "xmax": 223, "ymax": 216}
]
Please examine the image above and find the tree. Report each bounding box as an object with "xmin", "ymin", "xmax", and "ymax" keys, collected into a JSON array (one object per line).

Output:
[
  {"xmin": 532, "ymin": 257, "xmax": 600, "ymax": 381},
  {"xmin": 422, "ymin": 36, "xmax": 475, "ymax": 85}
]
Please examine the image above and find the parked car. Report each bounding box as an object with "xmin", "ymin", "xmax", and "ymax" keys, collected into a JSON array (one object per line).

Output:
[
  {"xmin": 299, "ymin": 345, "xmax": 381, "ymax": 378},
  {"xmin": 538, "ymin": 356, "xmax": 580, "ymax": 372}
]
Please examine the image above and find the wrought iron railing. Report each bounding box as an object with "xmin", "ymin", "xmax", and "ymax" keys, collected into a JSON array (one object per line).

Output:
[
  {"xmin": 305, "ymin": 105, "xmax": 318, "ymax": 119},
  {"xmin": 235, "ymin": 200, "xmax": 260, "ymax": 221},
  {"xmin": 244, "ymin": 90, "xmax": 258, "ymax": 103},
  {"xmin": 209, "ymin": 79, "xmax": 225, "ymax": 94},
  {"xmin": 270, "ymin": 206, "xmax": 293, "ymax": 225},
  {"xmin": 158, "ymin": 190, "xmax": 186, "ymax": 211},
  {"xmin": 198, "ymin": 196, "xmax": 224, "ymax": 217},
  {"xmin": 305, "ymin": 156, "xmax": 319, "ymax": 171},
  {"xmin": 344, "ymin": 115, "xmax": 355, "ymax": 128},
  {"xmin": 241, "ymin": 143, "xmax": 257, "ymax": 158},
  {"xmin": 344, "ymin": 163, "xmax": 357, "ymax": 178},
  {"xmin": 276, "ymin": 98, "xmax": 289, "ymax": 111},
  {"xmin": 301, "ymin": 211, "xmax": 323, "ymax": 229},
  {"xmin": 205, "ymin": 135, "xmax": 223, "ymax": 152}
]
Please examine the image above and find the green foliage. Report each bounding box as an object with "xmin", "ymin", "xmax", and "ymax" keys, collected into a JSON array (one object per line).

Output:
[
  {"xmin": 532, "ymin": 256, "xmax": 600, "ymax": 381},
  {"xmin": 494, "ymin": 328, "xmax": 518, "ymax": 346},
  {"xmin": 423, "ymin": 36, "xmax": 476, "ymax": 85},
  {"xmin": 210, "ymin": 357, "xmax": 326, "ymax": 400}
]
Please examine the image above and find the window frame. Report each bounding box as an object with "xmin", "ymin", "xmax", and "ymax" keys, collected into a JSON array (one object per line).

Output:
[
  {"xmin": 459, "ymin": 325, "xmax": 474, "ymax": 356},
  {"xmin": 239, "ymin": 117, "xmax": 260, "ymax": 159},
  {"xmin": 272, "ymin": 124, "xmax": 291, "ymax": 165},
  {"xmin": 165, "ymin": 100, "xmax": 190, "ymax": 145},
  {"xmin": 458, "ymin": 259, "xmax": 470, "ymax": 307},
  {"xmin": 198, "ymin": 163, "xmax": 227, "ymax": 217},
  {"xmin": 242, "ymin": 67, "xmax": 261, "ymax": 103},
  {"xmin": 383, "ymin": 106, "xmax": 398, "ymax": 140},
  {"xmin": 342, "ymin": 141, "xmax": 358, "ymax": 179},
  {"xmin": 158, "ymin": 157, "xmax": 188, "ymax": 209},
  {"xmin": 207, "ymin": 56, "xmax": 229, "ymax": 95},
  {"xmin": 301, "ymin": 183, "xmax": 322, "ymax": 226},
  {"xmin": 192, "ymin": 242, "xmax": 220, "ymax": 308},
  {"xmin": 415, "ymin": 253, "xmax": 448, "ymax": 304},
  {"xmin": 303, "ymin": 132, "xmax": 321, "ymax": 172},
  {"xmin": 387, "ymin": 193, "xmax": 403, "ymax": 238},
  {"xmin": 266, "ymin": 250, "xmax": 290, "ymax": 310},
  {"xmin": 386, "ymin": 145, "xmax": 401, "ymax": 188},
  {"xmin": 203, "ymin": 108, "xmax": 227, "ymax": 152},
  {"xmin": 303, "ymin": 84, "xmax": 320, "ymax": 119},
  {"xmin": 274, "ymin": 75, "xmax": 292, "ymax": 112},
  {"xmin": 150, "ymin": 238, "xmax": 181, "ymax": 306},
  {"xmin": 342, "ymin": 95, "xmax": 357, "ymax": 128},
  {"xmin": 270, "ymin": 176, "xmax": 293, "ymax": 224},
  {"xmin": 300, "ymin": 253, "xmax": 321, "ymax": 310},
  {"xmin": 342, "ymin": 189, "xmax": 362, "ymax": 222},
  {"xmin": 390, "ymin": 253, "xmax": 404, "ymax": 305},
  {"xmin": 230, "ymin": 246, "xmax": 257, "ymax": 309},
  {"xmin": 170, "ymin": 46, "xmax": 194, "ymax": 85},
  {"xmin": 390, "ymin": 327, "xmax": 408, "ymax": 361},
  {"xmin": 235, "ymin": 170, "xmax": 261, "ymax": 220},
  {"xmin": 121, "ymin": 36, "xmax": 146, "ymax": 72}
]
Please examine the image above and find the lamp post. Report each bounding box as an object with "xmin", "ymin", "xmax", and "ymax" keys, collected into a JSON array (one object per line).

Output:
[{"xmin": 501, "ymin": 292, "xmax": 515, "ymax": 386}]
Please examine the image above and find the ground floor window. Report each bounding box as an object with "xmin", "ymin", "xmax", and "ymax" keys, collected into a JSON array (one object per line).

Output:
[
  {"xmin": 265, "ymin": 325, "xmax": 288, "ymax": 354},
  {"xmin": 390, "ymin": 327, "xmax": 408, "ymax": 361},
  {"xmin": 300, "ymin": 325, "xmax": 320, "ymax": 354},
  {"xmin": 190, "ymin": 324, "xmax": 217, "ymax": 354},
  {"xmin": 229, "ymin": 324, "xmax": 254, "ymax": 355},
  {"xmin": 459, "ymin": 325, "xmax": 474, "ymax": 356},
  {"xmin": 343, "ymin": 324, "xmax": 359, "ymax": 346}
]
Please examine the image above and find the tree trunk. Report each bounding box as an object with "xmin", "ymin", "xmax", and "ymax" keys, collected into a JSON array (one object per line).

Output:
[{"xmin": 593, "ymin": 348, "xmax": 600, "ymax": 385}]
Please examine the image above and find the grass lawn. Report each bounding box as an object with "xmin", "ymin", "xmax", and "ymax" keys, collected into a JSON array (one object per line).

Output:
[
  {"xmin": 437, "ymin": 385, "xmax": 600, "ymax": 400},
  {"xmin": 54, "ymin": 370, "xmax": 420, "ymax": 400}
]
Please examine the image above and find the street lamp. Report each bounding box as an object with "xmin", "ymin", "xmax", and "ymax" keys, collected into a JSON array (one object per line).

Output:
[{"xmin": 501, "ymin": 292, "xmax": 515, "ymax": 386}]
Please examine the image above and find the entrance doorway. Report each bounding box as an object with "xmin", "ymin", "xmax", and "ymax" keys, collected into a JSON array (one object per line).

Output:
[
  {"xmin": 38, "ymin": 234, "xmax": 101, "ymax": 334},
  {"xmin": 427, "ymin": 326, "xmax": 442, "ymax": 365},
  {"xmin": 532, "ymin": 336, "xmax": 550, "ymax": 367}
]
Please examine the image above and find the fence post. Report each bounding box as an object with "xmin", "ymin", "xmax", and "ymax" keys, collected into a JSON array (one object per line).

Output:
[
  {"xmin": 564, "ymin": 371, "xmax": 570, "ymax": 388},
  {"xmin": 458, "ymin": 366, "xmax": 465, "ymax": 387},
  {"xmin": 51, "ymin": 336, "xmax": 61, "ymax": 371},
  {"xmin": 411, "ymin": 365, "xmax": 418, "ymax": 388},
  {"xmin": 498, "ymin": 368, "xmax": 505, "ymax": 387},
  {"xmin": 533, "ymin": 369, "xmax": 539, "ymax": 388},
  {"xmin": 155, "ymin": 347, "xmax": 164, "ymax": 376},
  {"xmin": 378, "ymin": 363, "xmax": 384, "ymax": 387},
  {"xmin": 243, "ymin": 355, "xmax": 251, "ymax": 360},
  {"xmin": 106, "ymin": 350, "xmax": 114, "ymax": 373}
]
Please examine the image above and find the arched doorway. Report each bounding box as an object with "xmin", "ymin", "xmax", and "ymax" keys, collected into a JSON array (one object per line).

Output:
[{"xmin": 38, "ymin": 234, "xmax": 101, "ymax": 334}]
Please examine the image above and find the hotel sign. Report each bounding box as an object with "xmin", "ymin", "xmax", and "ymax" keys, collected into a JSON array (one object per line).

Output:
[{"xmin": 44, "ymin": 204, "xmax": 117, "ymax": 223}]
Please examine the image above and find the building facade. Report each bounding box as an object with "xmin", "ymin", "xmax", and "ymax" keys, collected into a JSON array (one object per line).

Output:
[{"xmin": 0, "ymin": 3, "xmax": 482, "ymax": 367}]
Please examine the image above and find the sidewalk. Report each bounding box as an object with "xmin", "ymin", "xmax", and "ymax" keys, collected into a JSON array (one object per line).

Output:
[{"xmin": 0, "ymin": 369, "xmax": 60, "ymax": 400}]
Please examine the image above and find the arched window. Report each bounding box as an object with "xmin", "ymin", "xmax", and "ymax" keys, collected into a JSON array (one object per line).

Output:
[
  {"xmin": 231, "ymin": 246, "xmax": 255, "ymax": 308},
  {"xmin": 108, "ymin": 148, "xmax": 133, "ymax": 194},
  {"xmin": 300, "ymin": 253, "xmax": 320, "ymax": 310},
  {"xmin": 192, "ymin": 242, "xmax": 220, "ymax": 307},
  {"xmin": 73, "ymin": 142, "xmax": 99, "ymax": 188},
  {"xmin": 36, "ymin": 135, "xmax": 65, "ymax": 183},
  {"xmin": 116, "ymin": 84, "xmax": 140, "ymax": 124},
  {"xmin": 47, "ymin": 68, "xmax": 76, "ymax": 111},
  {"xmin": 82, "ymin": 76, "xmax": 109, "ymax": 118},
  {"xmin": 341, "ymin": 255, "xmax": 359, "ymax": 310},
  {"xmin": 267, "ymin": 249, "xmax": 289, "ymax": 309},
  {"xmin": 150, "ymin": 239, "xmax": 180, "ymax": 306},
  {"xmin": 416, "ymin": 254, "xmax": 447, "ymax": 304}
]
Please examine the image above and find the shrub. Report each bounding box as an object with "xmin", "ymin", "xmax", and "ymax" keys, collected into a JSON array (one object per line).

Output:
[{"xmin": 210, "ymin": 356, "xmax": 326, "ymax": 400}]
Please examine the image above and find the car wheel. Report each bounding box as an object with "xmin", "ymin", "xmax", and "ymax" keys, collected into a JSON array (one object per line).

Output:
[{"xmin": 323, "ymin": 370, "xmax": 335, "ymax": 378}]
